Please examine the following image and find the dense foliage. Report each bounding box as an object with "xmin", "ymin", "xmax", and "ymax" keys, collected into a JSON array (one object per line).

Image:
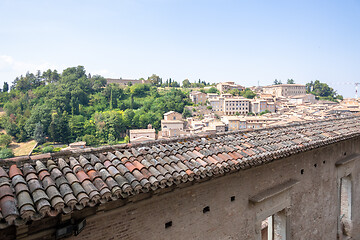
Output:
[
  {"xmin": 0, "ymin": 66, "xmax": 191, "ymax": 145},
  {"xmin": 228, "ymin": 88, "xmax": 256, "ymax": 99},
  {"xmin": 306, "ymin": 80, "xmax": 343, "ymax": 101}
]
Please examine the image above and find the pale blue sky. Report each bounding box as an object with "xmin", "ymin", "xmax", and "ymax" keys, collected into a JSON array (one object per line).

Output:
[{"xmin": 0, "ymin": 0, "xmax": 359, "ymax": 97}]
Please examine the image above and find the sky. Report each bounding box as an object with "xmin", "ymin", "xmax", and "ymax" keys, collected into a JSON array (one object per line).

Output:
[{"xmin": 0, "ymin": 0, "xmax": 359, "ymax": 97}]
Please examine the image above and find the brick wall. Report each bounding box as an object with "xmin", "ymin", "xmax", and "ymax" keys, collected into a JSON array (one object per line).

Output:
[
  {"xmin": 6, "ymin": 137, "xmax": 360, "ymax": 239},
  {"xmin": 62, "ymin": 137, "xmax": 360, "ymax": 240}
]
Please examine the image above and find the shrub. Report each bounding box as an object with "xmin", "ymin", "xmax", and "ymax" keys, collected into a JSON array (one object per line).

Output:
[
  {"xmin": 42, "ymin": 145, "xmax": 54, "ymax": 153},
  {"xmin": 0, "ymin": 148, "xmax": 14, "ymax": 159},
  {"xmin": 0, "ymin": 134, "xmax": 12, "ymax": 147}
]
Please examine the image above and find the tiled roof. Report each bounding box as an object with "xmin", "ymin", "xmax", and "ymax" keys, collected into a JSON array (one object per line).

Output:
[{"xmin": 0, "ymin": 117, "xmax": 360, "ymax": 229}]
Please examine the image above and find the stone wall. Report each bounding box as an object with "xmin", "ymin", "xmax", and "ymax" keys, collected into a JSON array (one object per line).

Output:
[
  {"xmin": 9, "ymin": 137, "xmax": 360, "ymax": 240},
  {"xmin": 66, "ymin": 137, "xmax": 360, "ymax": 239}
]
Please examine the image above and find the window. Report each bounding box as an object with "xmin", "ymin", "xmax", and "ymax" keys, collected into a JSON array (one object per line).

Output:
[
  {"xmin": 340, "ymin": 175, "xmax": 352, "ymax": 236},
  {"xmin": 261, "ymin": 210, "xmax": 286, "ymax": 240}
]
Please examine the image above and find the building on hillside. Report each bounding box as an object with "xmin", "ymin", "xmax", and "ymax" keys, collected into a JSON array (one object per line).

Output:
[
  {"xmin": 221, "ymin": 116, "xmax": 280, "ymax": 131},
  {"xmin": 289, "ymin": 94, "xmax": 316, "ymax": 105},
  {"xmin": 106, "ymin": 78, "xmax": 147, "ymax": 86},
  {"xmin": 129, "ymin": 125, "xmax": 156, "ymax": 143},
  {"xmin": 250, "ymin": 99, "xmax": 276, "ymax": 114},
  {"xmin": 221, "ymin": 116, "xmax": 247, "ymax": 131},
  {"xmin": 207, "ymin": 93, "xmax": 219, "ymax": 100},
  {"xmin": 1, "ymin": 117, "xmax": 360, "ymax": 239},
  {"xmin": 216, "ymin": 82, "xmax": 245, "ymax": 93},
  {"xmin": 209, "ymin": 96, "xmax": 250, "ymax": 115},
  {"xmin": 262, "ymin": 84, "xmax": 306, "ymax": 97},
  {"xmin": 189, "ymin": 91, "xmax": 207, "ymax": 105},
  {"xmin": 159, "ymin": 111, "xmax": 186, "ymax": 138}
]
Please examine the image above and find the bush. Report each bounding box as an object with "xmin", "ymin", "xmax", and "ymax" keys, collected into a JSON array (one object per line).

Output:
[
  {"xmin": 206, "ymin": 106, "xmax": 212, "ymax": 110},
  {"xmin": 42, "ymin": 145, "xmax": 54, "ymax": 153},
  {"xmin": 53, "ymin": 147, "xmax": 62, "ymax": 152},
  {"xmin": 82, "ymin": 134, "xmax": 98, "ymax": 146},
  {"xmin": 0, "ymin": 148, "xmax": 14, "ymax": 159},
  {"xmin": 0, "ymin": 134, "xmax": 12, "ymax": 147}
]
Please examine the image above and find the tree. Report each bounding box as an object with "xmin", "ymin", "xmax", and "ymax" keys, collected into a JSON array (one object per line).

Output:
[
  {"xmin": 306, "ymin": 80, "xmax": 342, "ymax": 101},
  {"xmin": 0, "ymin": 134, "xmax": 12, "ymax": 147},
  {"xmin": 241, "ymin": 88, "xmax": 256, "ymax": 99},
  {"xmin": 287, "ymin": 79, "xmax": 295, "ymax": 84},
  {"xmin": 82, "ymin": 134, "xmax": 98, "ymax": 146},
  {"xmin": 182, "ymin": 108, "xmax": 192, "ymax": 118},
  {"xmin": 124, "ymin": 135, "xmax": 130, "ymax": 143},
  {"xmin": 147, "ymin": 74, "xmax": 161, "ymax": 86},
  {"xmin": 33, "ymin": 122, "xmax": 46, "ymax": 144},
  {"xmin": 206, "ymin": 87, "xmax": 218, "ymax": 94},
  {"xmin": 182, "ymin": 79, "xmax": 191, "ymax": 88},
  {"xmin": 48, "ymin": 111, "xmax": 70, "ymax": 143},
  {"xmin": 2, "ymin": 82, "xmax": 9, "ymax": 92},
  {"xmin": 273, "ymin": 79, "xmax": 282, "ymax": 85}
]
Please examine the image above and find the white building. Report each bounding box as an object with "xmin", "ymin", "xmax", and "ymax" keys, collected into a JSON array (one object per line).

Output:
[
  {"xmin": 262, "ymin": 84, "xmax": 306, "ymax": 97},
  {"xmin": 209, "ymin": 95, "xmax": 250, "ymax": 115}
]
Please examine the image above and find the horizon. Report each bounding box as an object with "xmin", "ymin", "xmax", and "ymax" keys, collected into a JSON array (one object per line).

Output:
[{"xmin": 1, "ymin": 0, "xmax": 359, "ymax": 97}]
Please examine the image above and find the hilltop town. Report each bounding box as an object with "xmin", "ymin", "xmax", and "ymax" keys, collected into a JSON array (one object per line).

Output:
[
  {"xmin": 0, "ymin": 68, "xmax": 358, "ymax": 158},
  {"xmin": 127, "ymin": 79, "xmax": 359, "ymax": 143}
]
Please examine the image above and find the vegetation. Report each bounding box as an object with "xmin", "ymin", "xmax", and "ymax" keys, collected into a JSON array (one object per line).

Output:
[
  {"xmin": 228, "ymin": 88, "xmax": 256, "ymax": 99},
  {"xmin": 306, "ymin": 80, "xmax": 343, "ymax": 101},
  {"xmin": 0, "ymin": 148, "xmax": 14, "ymax": 159},
  {"xmin": 0, "ymin": 133, "xmax": 12, "ymax": 147},
  {"xmin": 259, "ymin": 110, "xmax": 271, "ymax": 115},
  {"xmin": 0, "ymin": 66, "xmax": 192, "ymax": 146}
]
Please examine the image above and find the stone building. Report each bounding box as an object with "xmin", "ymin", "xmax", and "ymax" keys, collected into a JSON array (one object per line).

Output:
[
  {"xmin": 159, "ymin": 111, "xmax": 186, "ymax": 138},
  {"xmin": 209, "ymin": 95, "xmax": 250, "ymax": 115},
  {"xmin": 216, "ymin": 82, "xmax": 245, "ymax": 93},
  {"xmin": 129, "ymin": 126, "xmax": 156, "ymax": 143},
  {"xmin": 250, "ymin": 99, "xmax": 276, "ymax": 114},
  {"xmin": 262, "ymin": 84, "xmax": 306, "ymax": 98},
  {"xmin": 106, "ymin": 78, "xmax": 147, "ymax": 86},
  {"xmin": 0, "ymin": 117, "xmax": 360, "ymax": 239},
  {"xmin": 189, "ymin": 91, "xmax": 207, "ymax": 105}
]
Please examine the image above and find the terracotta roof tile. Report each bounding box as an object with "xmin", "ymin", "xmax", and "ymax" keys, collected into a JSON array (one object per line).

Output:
[{"xmin": 0, "ymin": 117, "xmax": 359, "ymax": 228}]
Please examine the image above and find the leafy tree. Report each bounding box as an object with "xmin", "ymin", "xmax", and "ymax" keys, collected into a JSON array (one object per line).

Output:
[
  {"xmin": 124, "ymin": 135, "xmax": 130, "ymax": 143},
  {"xmin": 182, "ymin": 108, "xmax": 192, "ymax": 118},
  {"xmin": 273, "ymin": 79, "xmax": 282, "ymax": 85},
  {"xmin": 3, "ymin": 82, "xmax": 9, "ymax": 92},
  {"xmin": 82, "ymin": 134, "xmax": 98, "ymax": 146},
  {"xmin": 48, "ymin": 111, "xmax": 70, "ymax": 143},
  {"xmin": 148, "ymin": 74, "xmax": 161, "ymax": 86},
  {"xmin": 182, "ymin": 79, "xmax": 191, "ymax": 88},
  {"xmin": 287, "ymin": 79, "xmax": 295, "ymax": 84},
  {"xmin": 206, "ymin": 87, "xmax": 218, "ymax": 94},
  {"xmin": 0, "ymin": 148, "xmax": 14, "ymax": 159},
  {"xmin": 229, "ymin": 89, "xmax": 241, "ymax": 96},
  {"xmin": 241, "ymin": 88, "xmax": 256, "ymax": 99},
  {"xmin": 306, "ymin": 80, "xmax": 342, "ymax": 101},
  {"xmin": 0, "ymin": 134, "xmax": 12, "ymax": 147},
  {"xmin": 33, "ymin": 122, "xmax": 46, "ymax": 144}
]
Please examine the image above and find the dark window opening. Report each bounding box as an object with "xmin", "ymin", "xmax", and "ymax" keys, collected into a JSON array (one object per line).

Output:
[
  {"xmin": 314, "ymin": 164, "xmax": 317, "ymax": 168},
  {"xmin": 301, "ymin": 169, "xmax": 304, "ymax": 175},
  {"xmin": 165, "ymin": 221, "xmax": 172, "ymax": 228},
  {"xmin": 203, "ymin": 206, "xmax": 210, "ymax": 213},
  {"xmin": 344, "ymin": 152, "xmax": 347, "ymax": 156},
  {"xmin": 323, "ymin": 160, "xmax": 326, "ymax": 164},
  {"xmin": 231, "ymin": 196, "xmax": 235, "ymax": 202}
]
